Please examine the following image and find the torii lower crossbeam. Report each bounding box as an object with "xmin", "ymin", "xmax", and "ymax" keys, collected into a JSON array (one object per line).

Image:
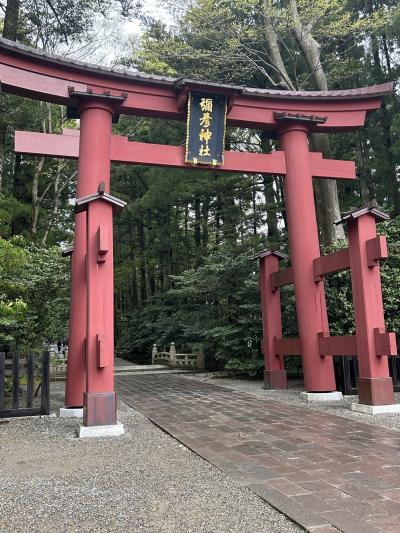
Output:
[{"xmin": 15, "ymin": 129, "xmax": 356, "ymax": 179}]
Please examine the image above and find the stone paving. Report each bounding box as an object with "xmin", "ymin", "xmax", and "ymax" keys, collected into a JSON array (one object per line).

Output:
[{"xmin": 116, "ymin": 373, "xmax": 400, "ymax": 533}]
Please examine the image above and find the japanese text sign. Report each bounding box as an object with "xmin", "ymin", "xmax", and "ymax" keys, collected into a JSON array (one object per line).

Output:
[{"xmin": 185, "ymin": 92, "xmax": 227, "ymax": 166}]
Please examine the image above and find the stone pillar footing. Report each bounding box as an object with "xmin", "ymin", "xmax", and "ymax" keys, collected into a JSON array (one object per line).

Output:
[
  {"xmin": 78, "ymin": 422, "xmax": 124, "ymax": 438},
  {"xmin": 264, "ymin": 370, "xmax": 287, "ymax": 390},
  {"xmin": 300, "ymin": 391, "xmax": 343, "ymax": 402},
  {"xmin": 83, "ymin": 391, "xmax": 117, "ymax": 426},
  {"xmin": 59, "ymin": 407, "xmax": 83, "ymax": 419},
  {"xmin": 357, "ymin": 377, "xmax": 394, "ymax": 406}
]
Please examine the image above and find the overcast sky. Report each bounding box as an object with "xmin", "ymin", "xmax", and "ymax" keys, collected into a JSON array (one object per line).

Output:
[{"xmin": 73, "ymin": 1, "xmax": 174, "ymax": 67}]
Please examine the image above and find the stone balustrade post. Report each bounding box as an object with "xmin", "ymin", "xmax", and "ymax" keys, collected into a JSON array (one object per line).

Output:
[
  {"xmin": 151, "ymin": 344, "xmax": 158, "ymax": 365},
  {"xmin": 169, "ymin": 342, "xmax": 177, "ymax": 367}
]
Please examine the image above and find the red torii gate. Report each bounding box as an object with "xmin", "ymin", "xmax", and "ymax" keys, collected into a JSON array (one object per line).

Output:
[{"xmin": 0, "ymin": 37, "xmax": 395, "ymax": 433}]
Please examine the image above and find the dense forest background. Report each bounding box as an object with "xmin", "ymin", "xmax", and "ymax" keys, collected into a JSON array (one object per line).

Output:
[{"xmin": 0, "ymin": 0, "xmax": 400, "ymax": 373}]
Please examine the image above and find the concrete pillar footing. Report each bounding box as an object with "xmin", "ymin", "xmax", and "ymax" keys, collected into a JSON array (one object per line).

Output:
[
  {"xmin": 59, "ymin": 407, "xmax": 83, "ymax": 418},
  {"xmin": 77, "ymin": 422, "xmax": 124, "ymax": 438},
  {"xmin": 300, "ymin": 391, "xmax": 343, "ymax": 402},
  {"xmin": 351, "ymin": 403, "xmax": 400, "ymax": 415}
]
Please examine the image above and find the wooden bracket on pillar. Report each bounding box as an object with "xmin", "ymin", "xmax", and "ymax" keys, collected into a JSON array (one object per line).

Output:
[
  {"xmin": 97, "ymin": 333, "xmax": 110, "ymax": 368},
  {"xmin": 273, "ymin": 111, "xmax": 327, "ymax": 124},
  {"xmin": 366, "ymin": 236, "xmax": 388, "ymax": 267},
  {"xmin": 67, "ymin": 88, "xmax": 127, "ymax": 124},
  {"xmin": 97, "ymin": 225, "xmax": 109, "ymax": 263},
  {"xmin": 374, "ymin": 328, "xmax": 397, "ymax": 356}
]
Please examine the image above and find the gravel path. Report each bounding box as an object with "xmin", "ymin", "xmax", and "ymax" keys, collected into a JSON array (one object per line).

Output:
[
  {"xmin": 184, "ymin": 373, "xmax": 400, "ymax": 432},
  {"xmin": 0, "ymin": 384, "xmax": 300, "ymax": 533}
]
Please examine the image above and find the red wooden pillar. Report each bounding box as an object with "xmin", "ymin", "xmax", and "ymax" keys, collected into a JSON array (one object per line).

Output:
[
  {"xmin": 345, "ymin": 208, "xmax": 397, "ymax": 405},
  {"xmin": 65, "ymin": 95, "xmax": 124, "ymax": 409},
  {"xmin": 279, "ymin": 123, "xmax": 336, "ymax": 392},
  {"xmin": 75, "ymin": 189, "xmax": 125, "ymax": 426},
  {"xmin": 259, "ymin": 250, "xmax": 287, "ymax": 389}
]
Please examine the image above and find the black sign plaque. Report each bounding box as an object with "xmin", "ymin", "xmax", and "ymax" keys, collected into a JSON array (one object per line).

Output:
[{"xmin": 185, "ymin": 92, "xmax": 227, "ymax": 166}]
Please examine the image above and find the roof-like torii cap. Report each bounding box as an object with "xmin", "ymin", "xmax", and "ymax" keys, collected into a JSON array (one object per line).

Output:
[
  {"xmin": 61, "ymin": 246, "xmax": 74, "ymax": 257},
  {"xmin": 75, "ymin": 182, "xmax": 126, "ymax": 215},
  {"xmin": 335, "ymin": 201, "xmax": 389, "ymax": 226},
  {"xmin": 258, "ymin": 249, "xmax": 288, "ymax": 261}
]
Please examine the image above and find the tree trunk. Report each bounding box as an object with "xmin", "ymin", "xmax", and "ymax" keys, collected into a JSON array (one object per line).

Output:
[
  {"xmin": 193, "ymin": 196, "xmax": 201, "ymax": 264},
  {"xmin": 260, "ymin": 131, "xmax": 280, "ymax": 247},
  {"xmin": 31, "ymin": 157, "xmax": 46, "ymax": 238},
  {"xmin": 3, "ymin": 0, "xmax": 20, "ymax": 41},
  {"xmin": 289, "ymin": 0, "xmax": 345, "ymax": 244},
  {"xmin": 311, "ymin": 134, "xmax": 345, "ymax": 243},
  {"xmin": 261, "ymin": 1, "xmax": 295, "ymax": 90}
]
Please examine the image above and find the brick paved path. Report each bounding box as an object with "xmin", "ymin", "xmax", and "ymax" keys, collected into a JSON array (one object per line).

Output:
[{"xmin": 116, "ymin": 374, "xmax": 400, "ymax": 533}]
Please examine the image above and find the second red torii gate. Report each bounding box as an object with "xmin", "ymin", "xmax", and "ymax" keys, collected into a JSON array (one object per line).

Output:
[{"xmin": 0, "ymin": 36, "xmax": 395, "ymax": 431}]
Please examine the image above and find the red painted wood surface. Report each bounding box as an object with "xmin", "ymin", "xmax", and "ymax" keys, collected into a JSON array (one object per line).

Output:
[
  {"xmin": 280, "ymin": 124, "xmax": 336, "ymax": 392},
  {"xmin": 366, "ymin": 235, "xmax": 388, "ymax": 267},
  {"xmin": 374, "ymin": 328, "xmax": 397, "ymax": 357},
  {"xmin": 65, "ymin": 101, "xmax": 115, "ymax": 410},
  {"xmin": 259, "ymin": 253, "xmax": 287, "ymax": 389},
  {"xmin": 273, "ymin": 337, "xmax": 302, "ymax": 356},
  {"xmin": 318, "ymin": 334, "xmax": 357, "ymax": 356},
  {"xmin": 347, "ymin": 212, "xmax": 395, "ymax": 404},
  {"xmin": 271, "ymin": 267, "xmax": 294, "ymax": 290},
  {"xmin": 14, "ymin": 130, "xmax": 356, "ymax": 179},
  {"xmin": 313, "ymin": 248, "xmax": 350, "ymax": 280},
  {"xmin": 0, "ymin": 41, "xmax": 391, "ymax": 132}
]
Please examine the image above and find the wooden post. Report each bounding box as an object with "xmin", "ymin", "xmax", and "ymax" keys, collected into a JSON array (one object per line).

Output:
[
  {"xmin": 27, "ymin": 352, "xmax": 34, "ymax": 408},
  {"xmin": 279, "ymin": 124, "xmax": 336, "ymax": 392},
  {"xmin": 342, "ymin": 206, "xmax": 397, "ymax": 405},
  {"xmin": 12, "ymin": 353, "xmax": 19, "ymax": 409},
  {"xmin": 259, "ymin": 250, "xmax": 287, "ymax": 389},
  {"xmin": 41, "ymin": 351, "xmax": 50, "ymax": 415},
  {"xmin": 0, "ymin": 353, "xmax": 4, "ymax": 410}
]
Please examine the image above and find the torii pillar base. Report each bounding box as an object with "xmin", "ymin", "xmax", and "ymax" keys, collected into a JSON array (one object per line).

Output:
[
  {"xmin": 356, "ymin": 377, "xmax": 394, "ymax": 407},
  {"xmin": 83, "ymin": 392, "xmax": 117, "ymax": 427},
  {"xmin": 264, "ymin": 370, "xmax": 288, "ymax": 390}
]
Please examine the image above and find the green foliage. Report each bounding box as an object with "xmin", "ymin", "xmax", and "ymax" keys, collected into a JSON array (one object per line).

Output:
[{"xmin": 0, "ymin": 236, "xmax": 70, "ymax": 350}]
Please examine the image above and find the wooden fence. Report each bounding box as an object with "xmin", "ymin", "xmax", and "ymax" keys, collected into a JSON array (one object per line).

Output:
[
  {"xmin": 334, "ymin": 355, "xmax": 400, "ymax": 395},
  {"xmin": 0, "ymin": 351, "xmax": 50, "ymax": 418}
]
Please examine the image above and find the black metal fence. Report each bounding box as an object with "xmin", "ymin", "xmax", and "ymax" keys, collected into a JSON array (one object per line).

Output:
[
  {"xmin": 334, "ymin": 355, "xmax": 400, "ymax": 395},
  {"xmin": 0, "ymin": 351, "xmax": 50, "ymax": 417}
]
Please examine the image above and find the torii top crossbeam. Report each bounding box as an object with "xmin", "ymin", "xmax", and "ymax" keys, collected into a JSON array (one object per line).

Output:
[{"xmin": 0, "ymin": 37, "xmax": 393, "ymax": 133}]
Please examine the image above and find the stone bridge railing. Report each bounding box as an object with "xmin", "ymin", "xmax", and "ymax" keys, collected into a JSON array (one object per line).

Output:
[{"xmin": 152, "ymin": 342, "xmax": 205, "ymax": 370}]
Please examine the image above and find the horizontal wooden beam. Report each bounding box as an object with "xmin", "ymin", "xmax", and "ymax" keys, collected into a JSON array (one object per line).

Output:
[
  {"xmin": 15, "ymin": 130, "xmax": 357, "ymax": 179},
  {"xmin": 319, "ymin": 330, "xmax": 397, "ymax": 357},
  {"xmin": 271, "ymin": 267, "xmax": 293, "ymax": 290},
  {"xmin": 0, "ymin": 407, "xmax": 44, "ymax": 417},
  {"xmin": 318, "ymin": 334, "xmax": 357, "ymax": 356},
  {"xmin": 274, "ymin": 337, "xmax": 301, "ymax": 356},
  {"xmin": 313, "ymin": 248, "xmax": 350, "ymax": 280}
]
